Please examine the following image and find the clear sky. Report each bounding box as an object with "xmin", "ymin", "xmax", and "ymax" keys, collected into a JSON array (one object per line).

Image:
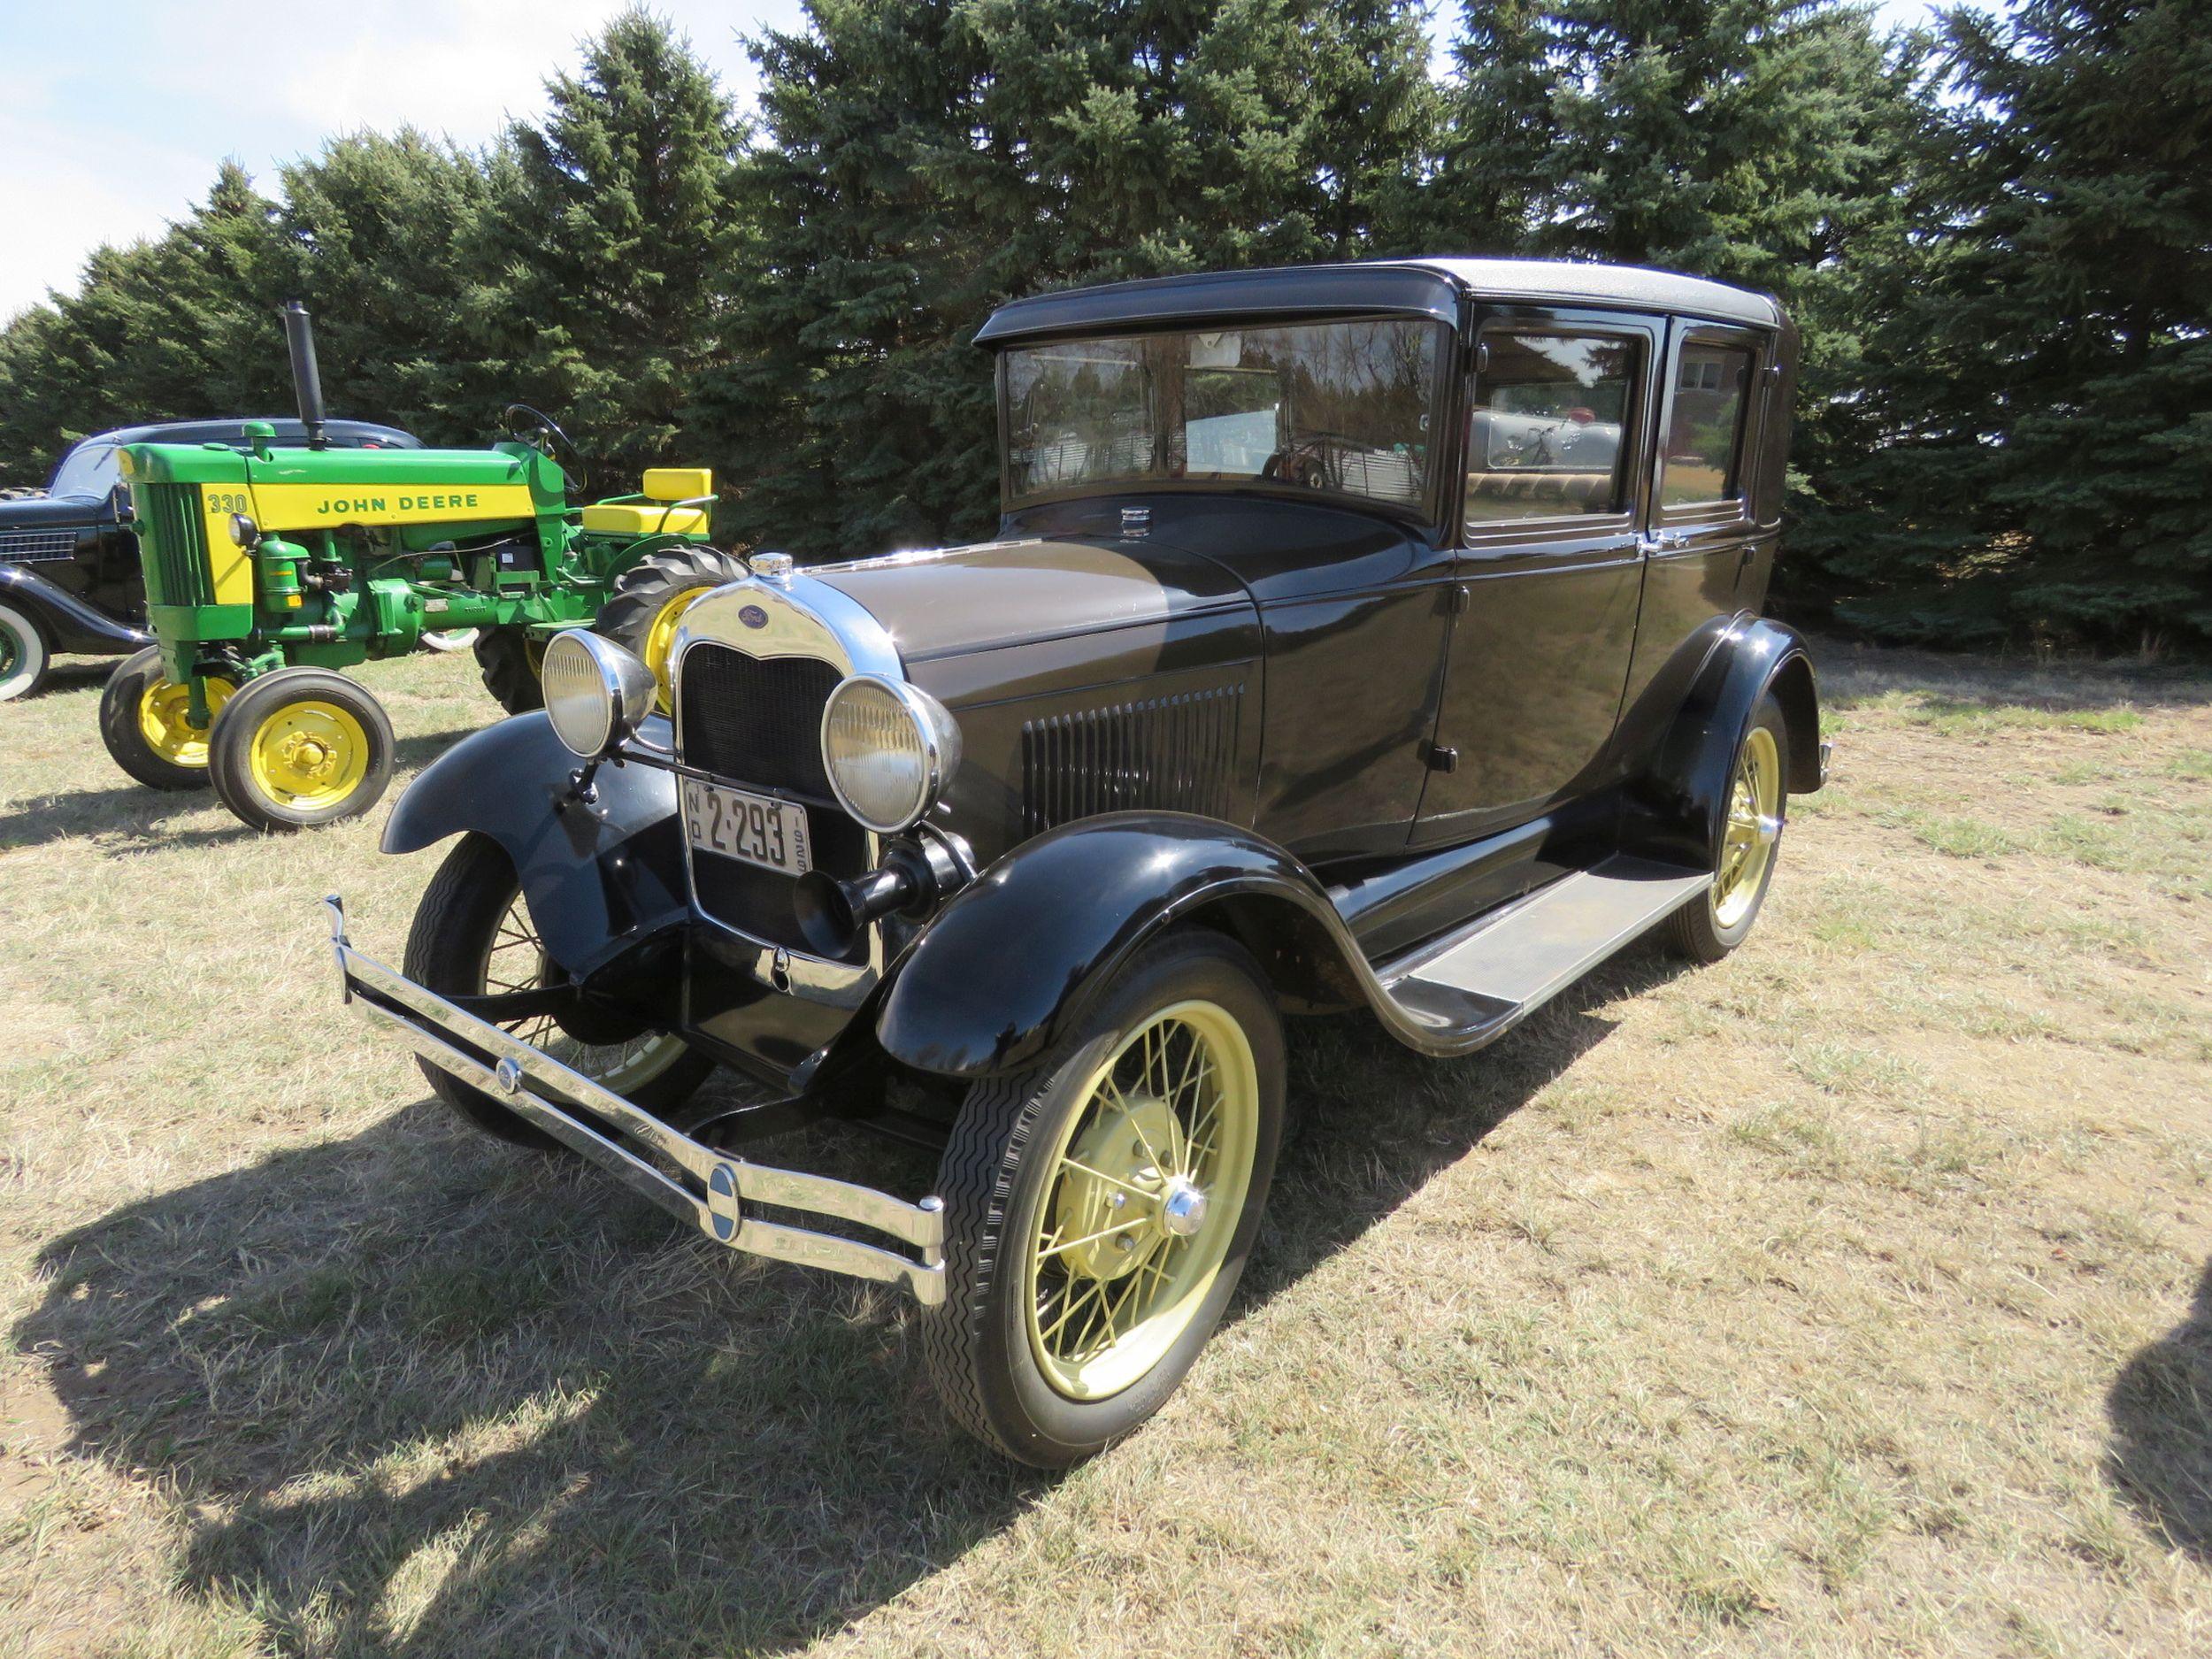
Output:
[{"xmin": 0, "ymin": 0, "xmax": 1942, "ymax": 326}]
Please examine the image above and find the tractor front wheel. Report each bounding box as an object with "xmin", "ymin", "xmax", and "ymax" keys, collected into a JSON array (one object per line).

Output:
[
  {"xmin": 207, "ymin": 667, "xmax": 395, "ymax": 833},
  {"xmin": 98, "ymin": 647, "xmax": 235, "ymax": 790},
  {"xmin": 595, "ymin": 545, "xmax": 750, "ymax": 710},
  {"xmin": 473, "ymin": 626, "xmax": 546, "ymax": 715}
]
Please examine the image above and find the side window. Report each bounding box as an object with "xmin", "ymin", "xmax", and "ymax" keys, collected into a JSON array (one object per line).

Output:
[
  {"xmin": 1660, "ymin": 342, "xmax": 1755, "ymax": 508},
  {"xmin": 1465, "ymin": 330, "xmax": 1640, "ymax": 527}
]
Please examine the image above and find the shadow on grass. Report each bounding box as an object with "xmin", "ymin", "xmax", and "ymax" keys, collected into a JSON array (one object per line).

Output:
[
  {"xmin": 2108, "ymin": 1256, "xmax": 2212, "ymax": 1563},
  {"xmin": 13, "ymin": 946, "xmax": 1671, "ymax": 1655},
  {"xmin": 0, "ymin": 727, "xmax": 484, "ymax": 852}
]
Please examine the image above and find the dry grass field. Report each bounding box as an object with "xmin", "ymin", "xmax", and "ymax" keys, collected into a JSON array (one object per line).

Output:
[{"xmin": 1, "ymin": 642, "xmax": 2207, "ymax": 1658}]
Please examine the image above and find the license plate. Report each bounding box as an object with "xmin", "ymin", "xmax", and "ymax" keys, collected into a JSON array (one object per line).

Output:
[{"xmin": 681, "ymin": 778, "xmax": 813, "ymax": 877}]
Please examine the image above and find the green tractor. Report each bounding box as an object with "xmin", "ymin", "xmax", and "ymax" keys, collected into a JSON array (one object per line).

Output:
[{"xmin": 102, "ymin": 301, "xmax": 745, "ymax": 830}]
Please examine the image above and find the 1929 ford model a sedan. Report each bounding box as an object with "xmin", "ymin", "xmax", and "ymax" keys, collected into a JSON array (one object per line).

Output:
[{"xmin": 328, "ymin": 258, "xmax": 1825, "ymax": 1465}]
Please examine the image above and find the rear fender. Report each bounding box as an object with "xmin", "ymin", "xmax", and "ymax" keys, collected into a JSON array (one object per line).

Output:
[
  {"xmin": 1629, "ymin": 614, "xmax": 1822, "ymax": 872},
  {"xmin": 382, "ymin": 712, "xmax": 688, "ymax": 977},
  {"xmin": 876, "ymin": 812, "xmax": 1370, "ymax": 1079}
]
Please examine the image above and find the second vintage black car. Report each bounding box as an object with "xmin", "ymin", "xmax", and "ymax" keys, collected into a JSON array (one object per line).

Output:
[
  {"xmin": 327, "ymin": 257, "xmax": 1826, "ymax": 1465},
  {"xmin": 0, "ymin": 417, "xmax": 419, "ymax": 701}
]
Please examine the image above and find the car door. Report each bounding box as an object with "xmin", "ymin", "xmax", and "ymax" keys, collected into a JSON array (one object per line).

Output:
[
  {"xmin": 1618, "ymin": 322, "xmax": 1775, "ymax": 721},
  {"xmin": 1412, "ymin": 310, "xmax": 1661, "ymax": 847}
]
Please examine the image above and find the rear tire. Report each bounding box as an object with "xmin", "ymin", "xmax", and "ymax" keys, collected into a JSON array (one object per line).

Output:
[
  {"xmin": 595, "ymin": 544, "xmax": 750, "ymax": 710},
  {"xmin": 403, "ymin": 833, "xmax": 712, "ymax": 1148},
  {"xmin": 473, "ymin": 626, "xmax": 545, "ymax": 714},
  {"xmin": 98, "ymin": 647, "xmax": 234, "ymax": 790},
  {"xmin": 924, "ymin": 929, "xmax": 1286, "ymax": 1467},
  {"xmin": 0, "ymin": 602, "xmax": 52, "ymax": 702},
  {"xmin": 1664, "ymin": 692, "xmax": 1789, "ymax": 963},
  {"xmin": 208, "ymin": 667, "xmax": 396, "ymax": 833}
]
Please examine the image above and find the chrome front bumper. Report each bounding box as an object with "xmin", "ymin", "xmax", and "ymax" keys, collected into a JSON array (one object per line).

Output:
[{"xmin": 323, "ymin": 896, "xmax": 946, "ymax": 1305}]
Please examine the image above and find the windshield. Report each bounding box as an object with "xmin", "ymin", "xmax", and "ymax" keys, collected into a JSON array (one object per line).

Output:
[
  {"xmin": 1003, "ymin": 318, "xmax": 1447, "ymax": 515},
  {"xmin": 46, "ymin": 441, "xmax": 122, "ymax": 501}
]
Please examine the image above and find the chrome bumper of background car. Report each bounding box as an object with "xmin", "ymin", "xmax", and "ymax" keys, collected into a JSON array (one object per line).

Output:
[{"xmin": 322, "ymin": 895, "xmax": 946, "ymax": 1306}]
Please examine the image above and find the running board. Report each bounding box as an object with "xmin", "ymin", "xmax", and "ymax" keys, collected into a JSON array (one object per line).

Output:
[{"xmin": 1368, "ymin": 856, "xmax": 1710, "ymax": 1048}]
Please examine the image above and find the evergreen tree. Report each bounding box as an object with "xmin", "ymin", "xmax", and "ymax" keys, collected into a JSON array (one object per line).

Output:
[
  {"xmin": 716, "ymin": 0, "xmax": 1438, "ymax": 557},
  {"xmin": 268, "ymin": 130, "xmax": 504, "ymax": 444},
  {"xmin": 470, "ymin": 7, "xmax": 745, "ymax": 488},
  {"xmin": 0, "ymin": 164, "xmax": 285, "ymax": 485},
  {"xmin": 1827, "ymin": 0, "xmax": 2212, "ymax": 651}
]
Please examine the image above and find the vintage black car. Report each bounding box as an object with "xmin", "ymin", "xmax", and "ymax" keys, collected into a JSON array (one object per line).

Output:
[
  {"xmin": 0, "ymin": 418, "xmax": 419, "ymax": 700},
  {"xmin": 328, "ymin": 257, "xmax": 1827, "ymax": 1465}
]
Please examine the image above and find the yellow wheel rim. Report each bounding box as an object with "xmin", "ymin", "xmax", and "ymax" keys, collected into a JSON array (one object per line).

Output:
[
  {"xmin": 1025, "ymin": 1000, "xmax": 1260, "ymax": 1402},
  {"xmin": 1714, "ymin": 725, "xmax": 1782, "ymax": 929},
  {"xmin": 642, "ymin": 588, "xmax": 710, "ymax": 711},
  {"xmin": 246, "ymin": 699, "xmax": 373, "ymax": 811},
  {"xmin": 136, "ymin": 675, "xmax": 235, "ymax": 768},
  {"xmin": 480, "ymin": 892, "xmax": 688, "ymax": 1092}
]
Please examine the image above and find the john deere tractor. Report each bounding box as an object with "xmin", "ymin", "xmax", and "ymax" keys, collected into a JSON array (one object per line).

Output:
[{"xmin": 100, "ymin": 302, "xmax": 744, "ymax": 830}]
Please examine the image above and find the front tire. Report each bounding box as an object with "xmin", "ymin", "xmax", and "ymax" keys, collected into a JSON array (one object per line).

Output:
[
  {"xmin": 0, "ymin": 602, "xmax": 52, "ymax": 702},
  {"xmin": 403, "ymin": 833, "xmax": 711, "ymax": 1148},
  {"xmin": 207, "ymin": 667, "xmax": 395, "ymax": 832},
  {"xmin": 98, "ymin": 647, "xmax": 235, "ymax": 790},
  {"xmin": 1664, "ymin": 692, "xmax": 1789, "ymax": 963},
  {"xmin": 595, "ymin": 544, "xmax": 750, "ymax": 710},
  {"xmin": 473, "ymin": 626, "xmax": 545, "ymax": 715},
  {"xmin": 925, "ymin": 930, "xmax": 1286, "ymax": 1467}
]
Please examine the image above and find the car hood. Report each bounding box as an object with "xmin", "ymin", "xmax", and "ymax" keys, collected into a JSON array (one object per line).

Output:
[
  {"xmin": 808, "ymin": 534, "xmax": 1250, "ymax": 663},
  {"xmin": 0, "ymin": 494, "xmax": 103, "ymax": 530}
]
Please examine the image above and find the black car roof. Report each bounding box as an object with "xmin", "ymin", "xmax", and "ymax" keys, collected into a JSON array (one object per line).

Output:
[
  {"xmin": 972, "ymin": 257, "xmax": 1784, "ymax": 347},
  {"xmin": 66, "ymin": 418, "xmax": 422, "ymax": 451}
]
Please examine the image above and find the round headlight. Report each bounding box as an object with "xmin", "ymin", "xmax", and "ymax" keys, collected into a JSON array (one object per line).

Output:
[
  {"xmin": 541, "ymin": 629, "xmax": 656, "ymax": 758},
  {"xmin": 820, "ymin": 674, "xmax": 961, "ymax": 833}
]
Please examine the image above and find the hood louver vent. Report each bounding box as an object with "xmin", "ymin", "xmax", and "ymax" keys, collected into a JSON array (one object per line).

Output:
[{"xmin": 1021, "ymin": 684, "xmax": 1243, "ymax": 836}]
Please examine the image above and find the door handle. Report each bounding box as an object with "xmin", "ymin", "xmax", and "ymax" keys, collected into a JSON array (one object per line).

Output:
[{"xmin": 1640, "ymin": 528, "xmax": 1691, "ymax": 555}]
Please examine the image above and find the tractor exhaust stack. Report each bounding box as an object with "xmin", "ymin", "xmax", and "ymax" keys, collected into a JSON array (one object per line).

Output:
[{"xmin": 280, "ymin": 301, "xmax": 328, "ymax": 449}]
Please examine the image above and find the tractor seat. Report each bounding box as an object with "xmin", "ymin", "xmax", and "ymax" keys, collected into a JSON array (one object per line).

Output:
[{"xmin": 580, "ymin": 467, "xmax": 713, "ymax": 537}]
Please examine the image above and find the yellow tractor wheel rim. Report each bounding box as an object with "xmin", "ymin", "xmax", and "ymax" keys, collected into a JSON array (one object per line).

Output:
[
  {"xmin": 1025, "ymin": 999, "xmax": 1260, "ymax": 1402},
  {"xmin": 1714, "ymin": 725, "xmax": 1783, "ymax": 928},
  {"xmin": 136, "ymin": 675, "xmax": 235, "ymax": 768},
  {"xmin": 246, "ymin": 699, "xmax": 373, "ymax": 810},
  {"xmin": 642, "ymin": 587, "xmax": 710, "ymax": 711}
]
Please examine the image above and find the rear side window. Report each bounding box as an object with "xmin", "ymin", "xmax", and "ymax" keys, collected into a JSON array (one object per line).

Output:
[
  {"xmin": 1465, "ymin": 330, "xmax": 1640, "ymax": 526},
  {"xmin": 1660, "ymin": 343, "xmax": 1755, "ymax": 507}
]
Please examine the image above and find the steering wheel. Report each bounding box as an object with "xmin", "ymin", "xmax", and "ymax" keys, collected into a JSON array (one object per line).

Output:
[{"xmin": 503, "ymin": 403, "xmax": 588, "ymax": 495}]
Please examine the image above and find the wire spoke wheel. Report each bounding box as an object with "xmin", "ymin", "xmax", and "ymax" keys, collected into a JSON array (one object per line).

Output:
[
  {"xmin": 476, "ymin": 892, "xmax": 688, "ymax": 1095},
  {"xmin": 1713, "ymin": 723, "xmax": 1781, "ymax": 929},
  {"xmin": 1024, "ymin": 999, "xmax": 1261, "ymax": 1401}
]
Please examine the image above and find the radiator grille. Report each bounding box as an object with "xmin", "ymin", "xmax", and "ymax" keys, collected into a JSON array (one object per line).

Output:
[
  {"xmin": 133, "ymin": 484, "xmax": 214, "ymax": 608},
  {"xmin": 1021, "ymin": 684, "xmax": 1243, "ymax": 835},
  {"xmin": 676, "ymin": 641, "xmax": 865, "ymax": 956},
  {"xmin": 0, "ymin": 529, "xmax": 78, "ymax": 563}
]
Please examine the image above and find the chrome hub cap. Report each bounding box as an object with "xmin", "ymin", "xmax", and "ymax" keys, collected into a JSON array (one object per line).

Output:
[{"xmin": 1159, "ymin": 1176, "xmax": 1209, "ymax": 1238}]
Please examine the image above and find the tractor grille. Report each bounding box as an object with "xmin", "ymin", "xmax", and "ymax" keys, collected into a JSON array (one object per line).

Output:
[
  {"xmin": 677, "ymin": 641, "xmax": 867, "ymax": 957},
  {"xmin": 0, "ymin": 529, "xmax": 78, "ymax": 563},
  {"xmin": 1021, "ymin": 683, "xmax": 1244, "ymax": 836},
  {"xmin": 134, "ymin": 483, "xmax": 215, "ymax": 607}
]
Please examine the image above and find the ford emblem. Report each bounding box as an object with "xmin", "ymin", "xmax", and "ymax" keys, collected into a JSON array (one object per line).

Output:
[{"xmin": 739, "ymin": 604, "xmax": 769, "ymax": 630}]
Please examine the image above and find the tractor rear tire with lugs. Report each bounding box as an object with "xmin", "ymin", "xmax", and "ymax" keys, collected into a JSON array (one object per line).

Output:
[
  {"xmin": 596, "ymin": 545, "xmax": 750, "ymax": 710},
  {"xmin": 474, "ymin": 626, "xmax": 545, "ymax": 715}
]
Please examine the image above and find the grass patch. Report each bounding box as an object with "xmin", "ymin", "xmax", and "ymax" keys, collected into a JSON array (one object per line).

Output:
[{"xmin": 0, "ymin": 645, "xmax": 2208, "ymax": 1657}]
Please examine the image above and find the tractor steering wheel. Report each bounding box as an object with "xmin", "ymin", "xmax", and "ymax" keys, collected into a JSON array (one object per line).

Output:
[{"xmin": 503, "ymin": 403, "xmax": 588, "ymax": 495}]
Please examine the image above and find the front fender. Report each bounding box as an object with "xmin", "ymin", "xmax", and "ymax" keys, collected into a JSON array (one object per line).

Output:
[
  {"xmin": 876, "ymin": 812, "xmax": 1355, "ymax": 1078},
  {"xmin": 1633, "ymin": 615, "xmax": 1821, "ymax": 872},
  {"xmin": 0, "ymin": 564, "xmax": 150, "ymax": 651},
  {"xmin": 383, "ymin": 712, "xmax": 689, "ymax": 977}
]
